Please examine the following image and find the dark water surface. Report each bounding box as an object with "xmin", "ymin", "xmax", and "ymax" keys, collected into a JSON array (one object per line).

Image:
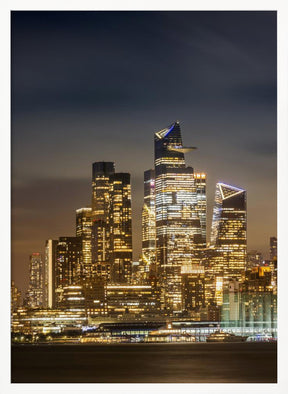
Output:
[{"xmin": 11, "ymin": 342, "xmax": 277, "ymax": 383}]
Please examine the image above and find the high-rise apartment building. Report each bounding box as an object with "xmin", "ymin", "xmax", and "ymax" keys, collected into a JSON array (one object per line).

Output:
[
  {"xmin": 27, "ymin": 253, "xmax": 45, "ymax": 308},
  {"xmin": 109, "ymin": 173, "xmax": 132, "ymax": 284},
  {"xmin": 142, "ymin": 169, "xmax": 156, "ymax": 272},
  {"xmin": 76, "ymin": 207, "xmax": 92, "ymax": 279},
  {"xmin": 154, "ymin": 121, "xmax": 202, "ymax": 313},
  {"xmin": 210, "ymin": 183, "xmax": 247, "ymax": 282},
  {"xmin": 91, "ymin": 162, "xmax": 115, "ymax": 279}
]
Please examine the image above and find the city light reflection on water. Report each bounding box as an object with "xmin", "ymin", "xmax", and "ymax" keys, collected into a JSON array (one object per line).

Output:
[{"xmin": 11, "ymin": 342, "xmax": 277, "ymax": 383}]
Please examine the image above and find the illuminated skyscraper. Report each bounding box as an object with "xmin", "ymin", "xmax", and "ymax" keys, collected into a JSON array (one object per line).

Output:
[
  {"xmin": 109, "ymin": 173, "xmax": 132, "ymax": 284},
  {"xmin": 55, "ymin": 236, "xmax": 82, "ymax": 306},
  {"xmin": 44, "ymin": 239, "xmax": 58, "ymax": 308},
  {"xmin": 91, "ymin": 162, "xmax": 115, "ymax": 280},
  {"xmin": 27, "ymin": 253, "xmax": 45, "ymax": 308},
  {"xmin": 142, "ymin": 169, "xmax": 156, "ymax": 271},
  {"xmin": 154, "ymin": 121, "xmax": 201, "ymax": 313},
  {"xmin": 193, "ymin": 173, "xmax": 207, "ymax": 246},
  {"xmin": 210, "ymin": 183, "xmax": 247, "ymax": 281},
  {"xmin": 76, "ymin": 207, "xmax": 92, "ymax": 279}
]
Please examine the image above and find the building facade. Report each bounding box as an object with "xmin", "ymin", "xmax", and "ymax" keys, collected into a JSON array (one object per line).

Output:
[
  {"xmin": 210, "ymin": 183, "xmax": 247, "ymax": 282},
  {"xmin": 91, "ymin": 161, "xmax": 115, "ymax": 280},
  {"xmin": 55, "ymin": 236, "xmax": 82, "ymax": 306},
  {"xmin": 154, "ymin": 121, "xmax": 202, "ymax": 314},
  {"xmin": 76, "ymin": 207, "xmax": 92, "ymax": 280},
  {"xmin": 142, "ymin": 169, "xmax": 156, "ymax": 273},
  {"xmin": 109, "ymin": 173, "xmax": 132, "ymax": 284},
  {"xmin": 26, "ymin": 253, "xmax": 45, "ymax": 308},
  {"xmin": 44, "ymin": 239, "xmax": 58, "ymax": 308}
]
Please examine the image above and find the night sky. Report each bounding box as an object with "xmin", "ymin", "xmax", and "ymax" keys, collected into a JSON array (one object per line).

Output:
[{"xmin": 11, "ymin": 11, "xmax": 277, "ymax": 295}]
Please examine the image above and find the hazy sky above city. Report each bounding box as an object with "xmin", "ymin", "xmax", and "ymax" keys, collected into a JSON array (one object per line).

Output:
[{"xmin": 11, "ymin": 11, "xmax": 277, "ymax": 294}]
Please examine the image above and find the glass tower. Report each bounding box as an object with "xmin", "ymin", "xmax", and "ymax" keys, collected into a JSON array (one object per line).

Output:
[
  {"xmin": 44, "ymin": 239, "xmax": 58, "ymax": 308},
  {"xmin": 91, "ymin": 162, "xmax": 115, "ymax": 280},
  {"xmin": 210, "ymin": 183, "xmax": 247, "ymax": 282},
  {"xmin": 76, "ymin": 207, "xmax": 92, "ymax": 280},
  {"xmin": 194, "ymin": 173, "xmax": 207, "ymax": 246},
  {"xmin": 55, "ymin": 236, "xmax": 82, "ymax": 306},
  {"xmin": 109, "ymin": 173, "xmax": 132, "ymax": 284},
  {"xmin": 141, "ymin": 169, "xmax": 156, "ymax": 272},
  {"xmin": 154, "ymin": 121, "xmax": 200, "ymax": 313},
  {"xmin": 27, "ymin": 253, "xmax": 45, "ymax": 308}
]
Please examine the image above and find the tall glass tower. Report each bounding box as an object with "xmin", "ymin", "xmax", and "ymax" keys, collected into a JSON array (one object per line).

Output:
[
  {"xmin": 141, "ymin": 169, "xmax": 156, "ymax": 272},
  {"xmin": 91, "ymin": 162, "xmax": 115, "ymax": 280},
  {"xmin": 109, "ymin": 173, "xmax": 132, "ymax": 284},
  {"xmin": 76, "ymin": 207, "xmax": 92, "ymax": 280},
  {"xmin": 154, "ymin": 121, "xmax": 201, "ymax": 313},
  {"xmin": 210, "ymin": 183, "xmax": 247, "ymax": 281}
]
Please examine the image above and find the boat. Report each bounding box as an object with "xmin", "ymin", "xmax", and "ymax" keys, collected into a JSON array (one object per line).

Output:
[{"xmin": 206, "ymin": 330, "xmax": 248, "ymax": 343}]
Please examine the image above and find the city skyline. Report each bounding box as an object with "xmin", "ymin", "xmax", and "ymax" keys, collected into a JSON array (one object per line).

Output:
[{"xmin": 12, "ymin": 11, "xmax": 276, "ymax": 296}]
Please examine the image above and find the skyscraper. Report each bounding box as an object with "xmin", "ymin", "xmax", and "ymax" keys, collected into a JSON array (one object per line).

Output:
[
  {"xmin": 55, "ymin": 236, "xmax": 82, "ymax": 306},
  {"xmin": 210, "ymin": 183, "xmax": 247, "ymax": 282},
  {"xmin": 154, "ymin": 121, "xmax": 201, "ymax": 313},
  {"xmin": 27, "ymin": 253, "xmax": 45, "ymax": 308},
  {"xmin": 109, "ymin": 173, "xmax": 132, "ymax": 284},
  {"xmin": 193, "ymin": 173, "xmax": 207, "ymax": 246},
  {"xmin": 91, "ymin": 161, "xmax": 115, "ymax": 280},
  {"xmin": 44, "ymin": 239, "xmax": 58, "ymax": 308},
  {"xmin": 76, "ymin": 207, "xmax": 92, "ymax": 279},
  {"xmin": 142, "ymin": 169, "xmax": 156, "ymax": 272}
]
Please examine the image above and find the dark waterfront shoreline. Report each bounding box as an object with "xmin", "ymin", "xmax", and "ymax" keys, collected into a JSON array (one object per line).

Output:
[{"xmin": 11, "ymin": 342, "xmax": 277, "ymax": 383}]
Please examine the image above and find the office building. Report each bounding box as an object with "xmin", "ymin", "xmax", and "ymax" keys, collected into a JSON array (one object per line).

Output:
[
  {"xmin": 44, "ymin": 239, "xmax": 58, "ymax": 308},
  {"xmin": 109, "ymin": 173, "xmax": 132, "ymax": 284},
  {"xmin": 142, "ymin": 169, "xmax": 156, "ymax": 273},
  {"xmin": 247, "ymin": 250, "xmax": 263, "ymax": 269},
  {"xmin": 91, "ymin": 161, "xmax": 115, "ymax": 280},
  {"xmin": 26, "ymin": 253, "xmax": 45, "ymax": 308},
  {"xmin": 76, "ymin": 207, "xmax": 92, "ymax": 279},
  {"xmin": 55, "ymin": 236, "xmax": 82, "ymax": 306},
  {"xmin": 181, "ymin": 263, "xmax": 205, "ymax": 313},
  {"xmin": 210, "ymin": 182, "xmax": 247, "ymax": 282},
  {"xmin": 154, "ymin": 121, "xmax": 201, "ymax": 313},
  {"xmin": 193, "ymin": 173, "xmax": 207, "ymax": 246}
]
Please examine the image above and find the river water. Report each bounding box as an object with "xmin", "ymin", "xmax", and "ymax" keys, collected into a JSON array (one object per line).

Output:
[{"xmin": 11, "ymin": 342, "xmax": 277, "ymax": 383}]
